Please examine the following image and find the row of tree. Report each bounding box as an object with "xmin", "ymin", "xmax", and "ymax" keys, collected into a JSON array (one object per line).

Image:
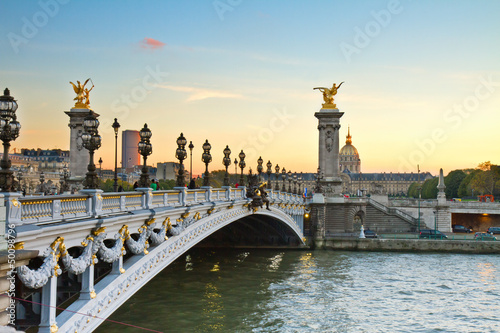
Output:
[{"xmin": 408, "ymin": 162, "xmax": 500, "ymax": 199}]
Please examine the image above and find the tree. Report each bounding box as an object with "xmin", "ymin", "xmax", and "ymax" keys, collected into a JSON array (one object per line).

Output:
[
  {"xmin": 444, "ymin": 170, "xmax": 466, "ymax": 199},
  {"xmin": 407, "ymin": 182, "xmax": 419, "ymax": 198},
  {"xmin": 421, "ymin": 177, "xmax": 438, "ymax": 199},
  {"xmin": 468, "ymin": 161, "xmax": 499, "ymax": 196},
  {"xmin": 457, "ymin": 170, "xmax": 479, "ymax": 197}
]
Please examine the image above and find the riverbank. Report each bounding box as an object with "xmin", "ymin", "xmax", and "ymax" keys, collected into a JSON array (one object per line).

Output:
[{"xmin": 314, "ymin": 238, "xmax": 500, "ymax": 254}]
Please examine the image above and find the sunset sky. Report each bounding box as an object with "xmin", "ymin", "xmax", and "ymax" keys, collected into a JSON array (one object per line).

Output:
[{"xmin": 1, "ymin": 0, "xmax": 499, "ymax": 176}]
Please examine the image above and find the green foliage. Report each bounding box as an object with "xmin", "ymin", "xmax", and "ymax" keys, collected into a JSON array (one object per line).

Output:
[
  {"xmin": 457, "ymin": 170, "xmax": 479, "ymax": 197},
  {"xmin": 158, "ymin": 179, "xmax": 176, "ymax": 190},
  {"xmin": 444, "ymin": 170, "xmax": 466, "ymax": 199},
  {"xmin": 421, "ymin": 177, "xmax": 438, "ymax": 199},
  {"xmin": 407, "ymin": 182, "xmax": 420, "ymax": 198},
  {"xmin": 99, "ymin": 179, "xmax": 133, "ymax": 192}
]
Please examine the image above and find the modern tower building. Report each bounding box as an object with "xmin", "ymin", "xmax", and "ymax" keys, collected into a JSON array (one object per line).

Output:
[{"xmin": 121, "ymin": 130, "xmax": 140, "ymax": 170}]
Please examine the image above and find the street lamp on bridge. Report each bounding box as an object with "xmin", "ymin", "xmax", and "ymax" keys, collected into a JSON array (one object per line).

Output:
[
  {"xmin": 238, "ymin": 150, "xmax": 246, "ymax": 185},
  {"xmin": 222, "ymin": 145, "xmax": 231, "ymax": 187},
  {"xmin": 234, "ymin": 158, "xmax": 238, "ymax": 185},
  {"xmin": 287, "ymin": 170, "xmax": 292, "ymax": 193},
  {"xmin": 138, "ymin": 124, "xmax": 152, "ymax": 187},
  {"xmin": 274, "ymin": 164, "xmax": 280, "ymax": 191},
  {"xmin": 0, "ymin": 88, "xmax": 21, "ymax": 192},
  {"xmin": 293, "ymin": 172, "xmax": 297, "ymax": 194},
  {"xmin": 112, "ymin": 118, "xmax": 120, "ymax": 192},
  {"xmin": 257, "ymin": 156, "xmax": 263, "ymax": 181},
  {"xmin": 266, "ymin": 160, "xmax": 272, "ymax": 189},
  {"xmin": 82, "ymin": 112, "xmax": 101, "ymax": 189},
  {"xmin": 188, "ymin": 141, "xmax": 194, "ymax": 181},
  {"xmin": 175, "ymin": 133, "xmax": 187, "ymax": 187},
  {"xmin": 202, "ymin": 140, "xmax": 212, "ymax": 187},
  {"xmin": 281, "ymin": 167, "xmax": 286, "ymax": 192}
]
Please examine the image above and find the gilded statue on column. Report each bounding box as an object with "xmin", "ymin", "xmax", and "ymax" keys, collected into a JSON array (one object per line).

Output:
[
  {"xmin": 70, "ymin": 79, "xmax": 94, "ymax": 109},
  {"xmin": 314, "ymin": 82, "xmax": 344, "ymax": 109}
]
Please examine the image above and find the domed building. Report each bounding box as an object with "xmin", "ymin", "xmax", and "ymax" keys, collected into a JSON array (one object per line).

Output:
[{"xmin": 339, "ymin": 127, "xmax": 360, "ymax": 173}]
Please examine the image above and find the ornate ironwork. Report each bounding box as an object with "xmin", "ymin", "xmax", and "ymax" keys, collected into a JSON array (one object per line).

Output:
[
  {"xmin": 175, "ymin": 133, "xmax": 187, "ymax": 187},
  {"xmin": 82, "ymin": 112, "xmax": 101, "ymax": 189},
  {"xmin": 274, "ymin": 164, "xmax": 280, "ymax": 191},
  {"xmin": 0, "ymin": 88, "xmax": 20, "ymax": 192},
  {"xmin": 112, "ymin": 118, "xmax": 120, "ymax": 191},
  {"xmin": 222, "ymin": 145, "xmax": 231, "ymax": 187},
  {"xmin": 287, "ymin": 170, "xmax": 292, "ymax": 193},
  {"xmin": 266, "ymin": 160, "xmax": 272, "ymax": 189},
  {"xmin": 138, "ymin": 123, "xmax": 152, "ymax": 187},
  {"xmin": 281, "ymin": 167, "xmax": 286, "ymax": 192},
  {"xmin": 257, "ymin": 156, "xmax": 263, "ymax": 181},
  {"xmin": 238, "ymin": 150, "xmax": 246, "ymax": 185},
  {"xmin": 201, "ymin": 140, "xmax": 212, "ymax": 187}
]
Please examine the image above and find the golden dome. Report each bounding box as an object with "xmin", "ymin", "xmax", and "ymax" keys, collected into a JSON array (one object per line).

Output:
[{"xmin": 340, "ymin": 127, "xmax": 359, "ymax": 156}]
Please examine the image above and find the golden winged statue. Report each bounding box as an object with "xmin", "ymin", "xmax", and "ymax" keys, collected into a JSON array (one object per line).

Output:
[
  {"xmin": 69, "ymin": 79, "xmax": 93, "ymax": 109},
  {"xmin": 313, "ymin": 82, "xmax": 344, "ymax": 109}
]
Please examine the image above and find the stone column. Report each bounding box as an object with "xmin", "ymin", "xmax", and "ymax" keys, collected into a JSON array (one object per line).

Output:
[
  {"xmin": 315, "ymin": 108, "xmax": 344, "ymax": 200},
  {"xmin": 65, "ymin": 108, "xmax": 99, "ymax": 180},
  {"xmin": 435, "ymin": 168, "xmax": 451, "ymax": 232}
]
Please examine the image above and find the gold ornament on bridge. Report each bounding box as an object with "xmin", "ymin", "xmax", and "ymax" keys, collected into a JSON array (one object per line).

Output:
[
  {"xmin": 313, "ymin": 82, "xmax": 344, "ymax": 109},
  {"xmin": 69, "ymin": 78, "xmax": 94, "ymax": 109}
]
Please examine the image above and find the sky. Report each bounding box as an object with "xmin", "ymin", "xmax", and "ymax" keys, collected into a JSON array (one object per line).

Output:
[{"xmin": 1, "ymin": 0, "xmax": 499, "ymax": 176}]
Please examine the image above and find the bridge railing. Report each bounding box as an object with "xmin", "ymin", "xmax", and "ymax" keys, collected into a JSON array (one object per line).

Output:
[{"xmin": 7, "ymin": 186, "xmax": 262, "ymax": 226}]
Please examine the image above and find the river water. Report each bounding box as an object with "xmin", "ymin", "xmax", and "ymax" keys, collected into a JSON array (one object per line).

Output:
[{"xmin": 98, "ymin": 249, "xmax": 500, "ymax": 333}]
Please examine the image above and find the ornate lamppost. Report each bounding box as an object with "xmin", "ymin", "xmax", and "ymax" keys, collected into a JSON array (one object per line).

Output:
[
  {"xmin": 138, "ymin": 124, "xmax": 152, "ymax": 187},
  {"xmin": 175, "ymin": 133, "xmax": 187, "ymax": 187},
  {"xmin": 234, "ymin": 158, "xmax": 238, "ymax": 185},
  {"xmin": 266, "ymin": 160, "xmax": 272, "ymax": 189},
  {"xmin": 201, "ymin": 140, "xmax": 212, "ymax": 187},
  {"xmin": 287, "ymin": 170, "xmax": 292, "ymax": 193},
  {"xmin": 238, "ymin": 150, "xmax": 246, "ymax": 185},
  {"xmin": 188, "ymin": 141, "xmax": 194, "ymax": 181},
  {"xmin": 293, "ymin": 172, "xmax": 297, "ymax": 194},
  {"xmin": 274, "ymin": 164, "xmax": 280, "ymax": 191},
  {"xmin": 0, "ymin": 88, "xmax": 21, "ymax": 192},
  {"xmin": 257, "ymin": 156, "xmax": 263, "ymax": 181},
  {"xmin": 281, "ymin": 167, "xmax": 286, "ymax": 192},
  {"xmin": 298, "ymin": 172, "xmax": 303, "ymax": 195},
  {"xmin": 222, "ymin": 145, "xmax": 231, "ymax": 187},
  {"xmin": 98, "ymin": 157, "xmax": 103, "ymax": 178},
  {"xmin": 112, "ymin": 118, "xmax": 120, "ymax": 192},
  {"xmin": 39, "ymin": 171, "xmax": 45, "ymax": 194},
  {"xmin": 16, "ymin": 168, "xmax": 23, "ymax": 192},
  {"xmin": 59, "ymin": 164, "xmax": 70, "ymax": 193},
  {"xmin": 82, "ymin": 112, "xmax": 102, "ymax": 189}
]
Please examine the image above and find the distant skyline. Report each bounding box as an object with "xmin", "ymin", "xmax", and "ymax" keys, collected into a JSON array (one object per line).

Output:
[{"xmin": 1, "ymin": 0, "xmax": 499, "ymax": 176}]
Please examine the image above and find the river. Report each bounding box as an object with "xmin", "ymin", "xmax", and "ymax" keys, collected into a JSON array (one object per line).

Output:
[{"xmin": 98, "ymin": 249, "xmax": 500, "ymax": 332}]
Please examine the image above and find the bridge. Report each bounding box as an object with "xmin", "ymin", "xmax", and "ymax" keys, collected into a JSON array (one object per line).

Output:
[{"xmin": 5, "ymin": 186, "xmax": 305, "ymax": 332}]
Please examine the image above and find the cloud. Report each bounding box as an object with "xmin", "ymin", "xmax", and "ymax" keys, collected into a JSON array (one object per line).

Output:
[
  {"xmin": 155, "ymin": 84, "xmax": 244, "ymax": 102},
  {"xmin": 139, "ymin": 38, "xmax": 166, "ymax": 50}
]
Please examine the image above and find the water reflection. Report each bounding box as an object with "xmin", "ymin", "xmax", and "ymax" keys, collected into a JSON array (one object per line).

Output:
[{"xmin": 99, "ymin": 251, "xmax": 500, "ymax": 333}]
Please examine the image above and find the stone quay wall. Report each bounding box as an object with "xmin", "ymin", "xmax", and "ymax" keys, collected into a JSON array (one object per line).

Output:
[{"xmin": 314, "ymin": 238, "xmax": 500, "ymax": 254}]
